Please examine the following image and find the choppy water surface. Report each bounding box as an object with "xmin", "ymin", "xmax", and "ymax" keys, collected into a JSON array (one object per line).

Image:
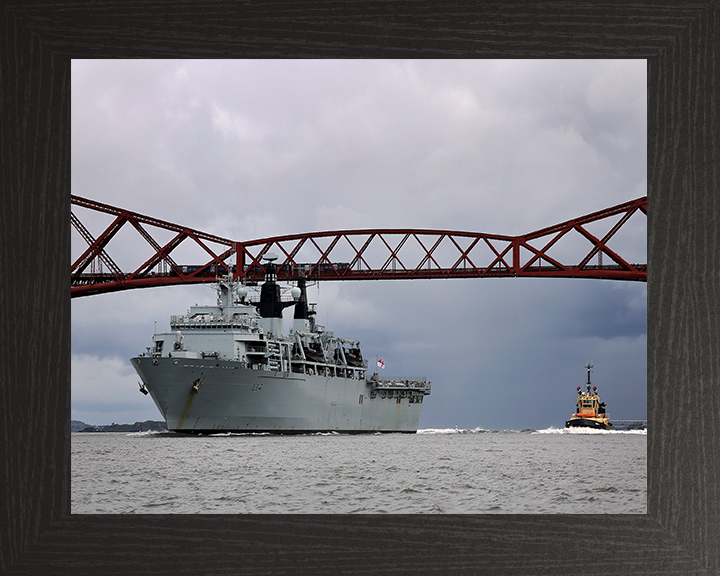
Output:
[{"xmin": 72, "ymin": 428, "xmax": 646, "ymax": 514}]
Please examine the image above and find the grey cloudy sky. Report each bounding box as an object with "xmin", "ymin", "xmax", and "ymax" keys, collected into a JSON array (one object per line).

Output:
[{"xmin": 71, "ymin": 59, "xmax": 647, "ymax": 430}]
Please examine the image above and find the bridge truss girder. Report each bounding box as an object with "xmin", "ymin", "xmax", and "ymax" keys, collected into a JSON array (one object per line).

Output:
[{"xmin": 71, "ymin": 195, "xmax": 646, "ymax": 298}]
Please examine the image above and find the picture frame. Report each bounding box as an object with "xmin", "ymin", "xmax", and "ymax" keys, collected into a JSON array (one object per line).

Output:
[{"xmin": 1, "ymin": 2, "xmax": 715, "ymax": 573}]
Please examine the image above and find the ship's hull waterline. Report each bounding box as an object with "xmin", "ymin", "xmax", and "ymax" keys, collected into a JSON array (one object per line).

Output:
[
  {"xmin": 564, "ymin": 417, "xmax": 612, "ymax": 430},
  {"xmin": 132, "ymin": 356, "xmax": 425, "ymax": 434}
]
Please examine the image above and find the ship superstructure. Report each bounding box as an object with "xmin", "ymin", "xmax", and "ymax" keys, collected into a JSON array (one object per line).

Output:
[
  {"xmin": 564, "ymin": 363, "xmax": 613, "ymax": 430},
  {"xmin": 131, "ymin": 254, "xmax": 431, "ymax": 433}
]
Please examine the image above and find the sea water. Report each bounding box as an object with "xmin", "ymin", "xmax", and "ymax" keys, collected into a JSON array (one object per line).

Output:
[{"xmin": 71, "ymin": 428, "xmax": 646, "ymax": 514}]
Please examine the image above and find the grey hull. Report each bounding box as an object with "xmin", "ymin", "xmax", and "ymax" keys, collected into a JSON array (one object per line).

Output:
[{"xmin": 132, "ymin": 356, "xmax": 425, "ymax": 433}]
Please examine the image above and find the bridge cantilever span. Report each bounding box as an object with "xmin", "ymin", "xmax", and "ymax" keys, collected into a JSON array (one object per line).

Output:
[{"xmin": 71, "ymin": 195, "xmax": 646, "ymax": 297}]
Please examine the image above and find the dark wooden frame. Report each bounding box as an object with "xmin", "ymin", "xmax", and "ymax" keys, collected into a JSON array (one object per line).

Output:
[{"xmin": 1, "ymin": 2, "xmax": 717, "ymax": 574}]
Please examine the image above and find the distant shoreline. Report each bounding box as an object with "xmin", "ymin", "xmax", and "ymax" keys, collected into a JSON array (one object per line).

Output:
[{"xmin": 72, "ymin": 420, "xmax": 167, "ymax": 433}]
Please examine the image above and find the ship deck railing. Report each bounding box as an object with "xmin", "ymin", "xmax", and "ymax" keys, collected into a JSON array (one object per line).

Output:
[
  {"xmin": 170, "ymin": 314, "xmax": 259, "ymax": 330},
  {"xmin": 371, "ymin": 377, "xmax": 430, "ymax": 391}
]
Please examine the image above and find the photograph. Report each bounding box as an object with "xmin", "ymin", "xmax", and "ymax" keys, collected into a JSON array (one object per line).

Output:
[{"xmin": 71, "ymin": 59, "xmax": 646, "ymax": 514}]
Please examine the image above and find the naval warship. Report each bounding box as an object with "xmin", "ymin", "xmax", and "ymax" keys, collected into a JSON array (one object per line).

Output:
[
  {"xmin": 131, "ymin": 254, "xmax": 431, "ymax": 433},
  {"xmin": 564, "ymin": 363, "xmax": 614, "ymax": 430}
]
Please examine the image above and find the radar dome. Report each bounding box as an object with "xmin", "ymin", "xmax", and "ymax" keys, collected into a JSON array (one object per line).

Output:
[
  {"xmin": 290, "ymin": 287, "xmax": 301, "ymax": 300},
  {"xmin": 263, "ymin": 252, "xmax": 279, "ymax": 262},
  {"xmin": 237, "ymin": 286, "xmax": 247, "ymax": 300}
]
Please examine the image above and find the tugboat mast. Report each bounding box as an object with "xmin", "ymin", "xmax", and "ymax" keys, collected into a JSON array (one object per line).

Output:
[{"xmin": 585, "ymin": 362, "xmax": 593, "ymax": 392}]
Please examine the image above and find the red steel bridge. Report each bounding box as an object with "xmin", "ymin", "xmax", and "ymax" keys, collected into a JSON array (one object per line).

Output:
[{"xmin": 71, "ymin": 195, "xmax": 647, "ymax": 298}]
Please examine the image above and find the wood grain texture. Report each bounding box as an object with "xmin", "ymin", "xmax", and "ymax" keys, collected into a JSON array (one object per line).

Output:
[{"xmin": 1, "ymin": 2, "xmax": 717, "ymax": 574}]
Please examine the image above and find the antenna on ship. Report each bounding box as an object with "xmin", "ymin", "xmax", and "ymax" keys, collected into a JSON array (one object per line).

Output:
[{"xmin": 586, "ymin": 362, "xmax": 593, "ymax": 392}]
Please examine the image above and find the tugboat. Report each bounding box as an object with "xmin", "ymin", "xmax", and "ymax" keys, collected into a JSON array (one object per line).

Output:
[{"xmin": 565, "ymin": 363, "xmax": 614, "ymax": 430}]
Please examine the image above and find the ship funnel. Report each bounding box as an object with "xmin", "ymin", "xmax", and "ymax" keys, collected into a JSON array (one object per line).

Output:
[
  {"xmin": 294, "ymin": 277, "xmax": 310, "ymax": 320},
  {"xmin": 257, "ymin": 253, "xmax": 298, "ymax": 319}
]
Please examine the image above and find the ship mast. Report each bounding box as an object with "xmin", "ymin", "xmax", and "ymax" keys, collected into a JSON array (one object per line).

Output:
[{"xmin": 585, "ymin": 362, "xmax": 593, "ymax": 393}]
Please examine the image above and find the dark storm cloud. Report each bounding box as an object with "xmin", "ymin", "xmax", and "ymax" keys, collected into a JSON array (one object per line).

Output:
[{"xmin": 549, "ymin": 283, "xmax": 647, "ymax": 340}]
